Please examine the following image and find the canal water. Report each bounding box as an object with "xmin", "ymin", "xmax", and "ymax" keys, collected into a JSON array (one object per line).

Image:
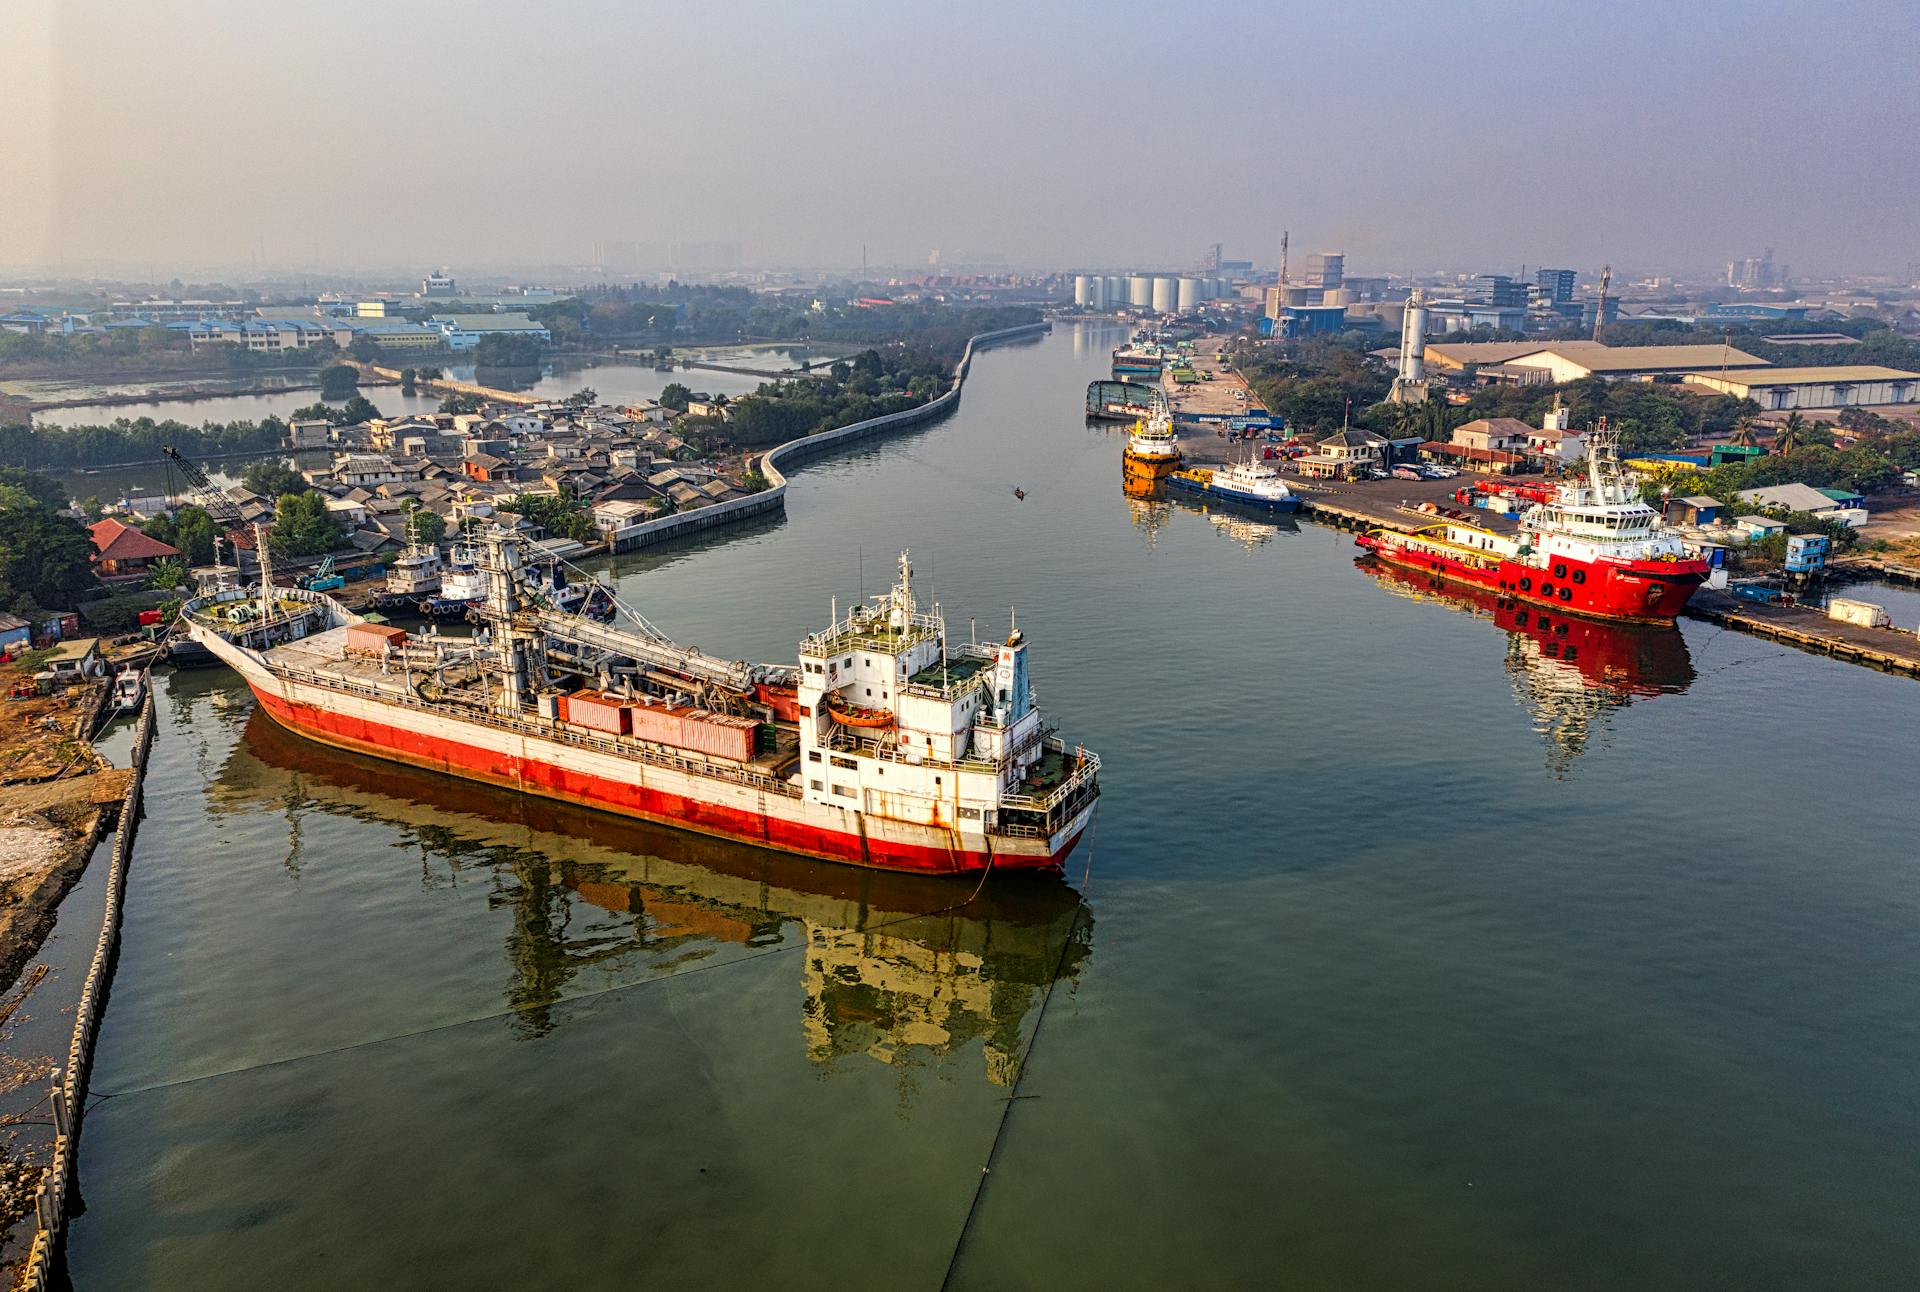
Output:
[{"xmin": 67, "ymin": 323, "xmax": 1920, "ymax": 1289}]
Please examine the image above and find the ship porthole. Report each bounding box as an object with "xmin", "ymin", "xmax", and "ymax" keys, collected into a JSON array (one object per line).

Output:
[{"xmin": 1572, "ymin": 570, "xmax": 1586, "ymax": 584}]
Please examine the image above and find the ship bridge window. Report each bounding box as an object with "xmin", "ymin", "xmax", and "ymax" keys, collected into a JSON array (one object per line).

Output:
[
  {"xmin": 831, "ymin": 755, "xmax": 857, "ymax": 770},
  {"xmin": 959, "ymin": 806, "xmax": 980, "ymax": 820},
  {"xmin": 832, "ymin": 784, "xmax": 855, "ymax": 798},
  {"xmin": 808, "ymin": 750, "xmax": 821, "ymax": 762}
]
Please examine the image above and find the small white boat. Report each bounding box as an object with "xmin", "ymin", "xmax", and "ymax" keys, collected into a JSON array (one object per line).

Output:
[{"xmin": 113, "ymin": 669, "xmax": 146, "ymax": 712}]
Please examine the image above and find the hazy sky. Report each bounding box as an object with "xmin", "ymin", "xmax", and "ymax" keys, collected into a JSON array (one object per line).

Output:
[{"xmin": 4, "ymin": 0, "xmax": 1917, "ymax": 279}]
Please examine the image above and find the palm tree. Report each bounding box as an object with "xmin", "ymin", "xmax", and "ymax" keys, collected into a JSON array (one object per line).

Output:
[
  {"xmin": 147, "ymin": 557, "xmax": 186, "ymax": 591},
  {"xmin": 1728, "ymin": 415, "xmax": 1763, "ymax": 448},
  {"xmin": 1775, "ymin": 411, "xmax": 1809, "ymax": 454}
]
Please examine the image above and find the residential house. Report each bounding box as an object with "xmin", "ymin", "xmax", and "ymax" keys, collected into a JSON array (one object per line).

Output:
[
  {"xmin": 1296, "ymin": 427, "xmax": 1388, "ymax": 480},
  {"xmin": 463, "ymin": 453, "xmax": 515, "ymax": 483},
  {"xmin": 89, "ymin": 518, "xmax": 180, "ymax": 581},
  {"xmin": 1451, "ymin": 418, "xmax": 1533, "ymax": 454},
  {"xmin": 325, "ymin": 497, "xmax": 371, "ymax": 530},
  {"xmin": 336, "ymin": 454, "xmax": 405, "ymax": 489},
  {"xmin": 288, "ymin": 418, "xmax": 333, "ymax": 449}
]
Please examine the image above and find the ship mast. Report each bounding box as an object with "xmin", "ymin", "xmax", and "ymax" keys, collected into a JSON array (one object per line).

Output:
[
  {"xmin": 1586, "ymin": 416, "xmax": 1615, "ymax": 499},
  {"xmin": 253, "ymin": 521, "xmax": 275, "ymax": 623}
]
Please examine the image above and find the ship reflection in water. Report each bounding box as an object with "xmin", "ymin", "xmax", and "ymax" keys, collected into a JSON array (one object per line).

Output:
[
  {"xmin": 1361, "ymin": 560, "xmax": 1695, "ymax": 777},
  {"xmin": 1123, "ymin": 474, "xmax": 1299, "ymax": 554},
  {"xmin": 215, "ymin": 710, "xmax": 1090, "ymax": 1086}
]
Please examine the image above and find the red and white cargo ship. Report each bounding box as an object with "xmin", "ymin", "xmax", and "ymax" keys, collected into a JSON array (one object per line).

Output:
[
  {"xmin": 1356, "ymin": 424, "xmax": 1709, "ymax": 624},
  {"xmin": 185, "ymin": 537, "xmax": 1098, "ymax": 875}
]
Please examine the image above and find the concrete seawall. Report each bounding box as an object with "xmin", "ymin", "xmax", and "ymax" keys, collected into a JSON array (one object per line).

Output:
[
  {"xmin": 602, "ymin": 322, "xmax": 1048, "ymax": 555},
  {"xmin": 18, "ymin": 690, "xmax": 157, "ymax": 1291}
]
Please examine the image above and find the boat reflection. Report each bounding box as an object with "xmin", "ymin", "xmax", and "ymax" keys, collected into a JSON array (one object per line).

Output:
[
  {"xmin": 214, "ymin": 709, "xmax": 1091, "ymax": 1086},
  {"xmin": 1359, "ymin": 560, "xmax": 1695, "ymax": 777},
  {"xmin": 1126, "ymin": 474, "xmax": 1299, "ymax": 553},
  {"xmin": 1121, "ymin": 471, "xmax": 1173, "ymax": 548}
]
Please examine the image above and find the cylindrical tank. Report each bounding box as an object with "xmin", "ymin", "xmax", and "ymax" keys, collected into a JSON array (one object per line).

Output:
[
  {"xmin": 1177, "ymin": 277, "xmax": 1202, "ymax": 312},
  {"xmin": 1074, "ymin": 275, "xmax": 1094, "ymax": 308},
  {"xmin": 1398, "ymin": 289, "xmax": 1429, "ymax": 383},
  {"xmin": 1105, "ymin": 276, "xmax": 1125, "ymax": 306},
  {"xmin": 1152, "ymin": 276, "xmax": 1178, "ymax": 313},
  {"xmin": 1128, "ymin": 275, "xmax": 1153, "ymax": 308}
]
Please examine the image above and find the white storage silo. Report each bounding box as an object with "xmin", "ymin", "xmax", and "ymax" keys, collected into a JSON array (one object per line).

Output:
[
  {"xmin": 1105, "ymin": 276, "xmax": 1125, "ymax": 306},
  {"xmin": 1151, "ymin": 276, "xmax": 1178, "ymax": 313},
  {"xmin": 1128, "ymin": 275, "xmax": 1153, "ymax": 308},
  {"xmin": 1074, "ymin": 275, "xmax": 1093, "ymax": 308},
  {"xmin": 1177, "ymin": 277, "xmax": 1202, "ymax": 312}
]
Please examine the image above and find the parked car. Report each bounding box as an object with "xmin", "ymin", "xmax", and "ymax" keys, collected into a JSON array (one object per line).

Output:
[{"xmin": 1391, "ymin": 466, "xmax": 1424, "ymax": 481}]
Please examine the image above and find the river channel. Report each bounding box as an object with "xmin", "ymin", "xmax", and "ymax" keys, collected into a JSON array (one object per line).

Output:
[{"xmin": 66, "ymin": 322, "xmax": 1920, "ymax": 1288}]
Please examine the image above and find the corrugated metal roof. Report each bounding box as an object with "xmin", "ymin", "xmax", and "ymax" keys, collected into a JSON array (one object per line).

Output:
[
  {"xmin": 1510, "ymin": 341, "xmax": 1771, "ymax": 373},
  {"xmin": 1685, "ymin": 365, "xmax": 1919, "ymax": 386}
]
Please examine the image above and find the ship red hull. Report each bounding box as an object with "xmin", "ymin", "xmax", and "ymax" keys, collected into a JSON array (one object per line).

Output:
[
  {"xmin": 1357, "ymin": 533, "xmax": 1706, "ymax": 624},
  {"xmin": 248, "ymin": 687, "xmax": 1082, "ymax": 876}
]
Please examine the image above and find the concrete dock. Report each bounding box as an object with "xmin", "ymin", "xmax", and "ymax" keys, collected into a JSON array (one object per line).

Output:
[{"xmin": 1684, "ymin": 588, "xmax": 1920, "ymax": 678}]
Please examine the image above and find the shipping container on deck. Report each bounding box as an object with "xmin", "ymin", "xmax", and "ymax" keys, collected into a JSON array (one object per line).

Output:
[
  {"xmin": 345, "ymin": 623, "xmax": 409, "ymax": 656},
  {"xmin": 563, "ymin": 690, "xmax": 631, "ymax": 735},
  {"xmin": 627, "ymin": 700, "xmax": 755, "ymax": 761}
]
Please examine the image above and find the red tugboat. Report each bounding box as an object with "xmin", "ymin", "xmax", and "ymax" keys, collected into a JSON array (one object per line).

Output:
[{"xmin": 1356, "ymin": 421, "xmax": 1709, "ymax": 624}]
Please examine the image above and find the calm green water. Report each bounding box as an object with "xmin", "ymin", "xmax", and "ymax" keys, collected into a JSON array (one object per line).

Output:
[{"xmin": 69, "ymin": 323, "xmax": 1920, "ymax": 1289}]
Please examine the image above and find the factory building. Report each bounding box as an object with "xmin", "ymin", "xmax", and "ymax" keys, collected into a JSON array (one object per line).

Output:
[
  {"xmin": 1498, "ymin": 341, "xmax": 1770, "ymax": 383},
  {"xmin": 1682, "ymin": 366, "xmax": 1920, "ymax": 410},
  {"xmin": 1304, "ymin": 253, "xmax": 1344, "ymax": 291}
]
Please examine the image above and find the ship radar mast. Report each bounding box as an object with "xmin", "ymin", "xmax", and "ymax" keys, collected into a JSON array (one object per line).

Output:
[
  {"xmin": 883, "ymin": 549, "xmax": 921, "ymax": 632},
  {"xmin": 1586, "ymin": 416, "xmax": 1619, "ymax": 499}
]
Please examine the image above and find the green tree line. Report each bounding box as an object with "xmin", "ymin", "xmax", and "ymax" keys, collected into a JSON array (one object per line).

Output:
[{"xmin": 0, "ymin": 416, "xmax": 291, "ymax": 470}]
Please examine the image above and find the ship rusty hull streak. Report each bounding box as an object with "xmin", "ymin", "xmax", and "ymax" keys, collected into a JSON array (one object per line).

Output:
[{"xmin": 187, "ymin": 536, "xmax": 1100, "ymax": 878}]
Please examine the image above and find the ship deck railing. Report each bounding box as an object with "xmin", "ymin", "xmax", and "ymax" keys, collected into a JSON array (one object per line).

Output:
[
  {"xmin": 800, "ymin": 615, "xmax": 939, "ymax": 661},
  {"xmin": 1379, "ymin": 529, "xmax": 1507, "ymax": 572},
  {"xmin": 267, "ymin": 664, "xmax": 805, "ymax": 799}
]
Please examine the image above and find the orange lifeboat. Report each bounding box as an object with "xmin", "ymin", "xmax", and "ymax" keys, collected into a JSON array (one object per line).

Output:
[{"xmin": 826, "ymin": 694, "xmax": 896, "ymax": 729}]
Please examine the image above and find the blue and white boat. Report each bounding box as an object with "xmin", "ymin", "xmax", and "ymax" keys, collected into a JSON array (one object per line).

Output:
[{"xmin": 1166, "ymin": 456, "xmax": 1302, "ymax": 513}]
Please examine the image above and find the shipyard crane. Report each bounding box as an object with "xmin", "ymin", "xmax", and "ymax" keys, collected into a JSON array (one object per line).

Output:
[
  {"xmin": 162, "ymin": 445, "xmax": 246, "ymax": 529},
  {"xmin": 1592, "ymin": 264, "xmax": 1611, "ymax": 342}
]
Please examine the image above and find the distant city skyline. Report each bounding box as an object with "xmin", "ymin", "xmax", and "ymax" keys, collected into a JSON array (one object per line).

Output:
[{"xmin": 4, "ymin": 0, "xmax": 1917, "ymax": 281}]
